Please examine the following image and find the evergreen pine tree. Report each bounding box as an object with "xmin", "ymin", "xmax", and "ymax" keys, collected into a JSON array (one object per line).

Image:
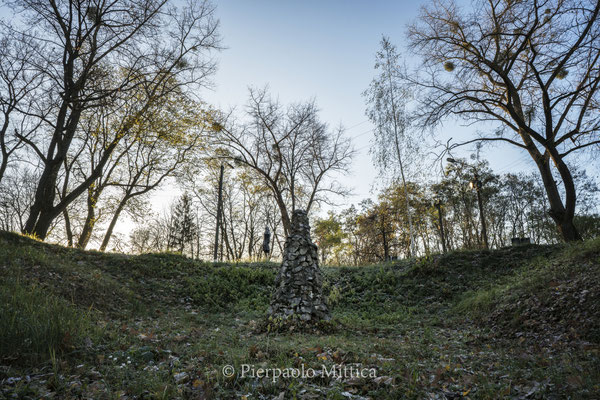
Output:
[{"xmin": 170, "ymin": 193, "xmax": 197, "ymax": 254}]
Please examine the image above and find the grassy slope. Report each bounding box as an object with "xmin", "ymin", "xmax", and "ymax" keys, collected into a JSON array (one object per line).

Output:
[{"xmin": 1, "ymin": 231, "xmax": 599, "ymax": 399}]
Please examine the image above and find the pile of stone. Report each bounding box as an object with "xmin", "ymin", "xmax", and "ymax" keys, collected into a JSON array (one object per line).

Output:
[{"xmin": 267, "ymin": 209, "xmax": 330, "ymax": 324}]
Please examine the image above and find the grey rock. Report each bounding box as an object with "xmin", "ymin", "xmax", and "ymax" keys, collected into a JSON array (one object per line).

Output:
[
  {"xmin": 268, "ymin": 209, "xmax": 331, "ymax": 323},
  {"xmin": 174, "ymin": 372, "xmax": 189, "ymax": 384}
]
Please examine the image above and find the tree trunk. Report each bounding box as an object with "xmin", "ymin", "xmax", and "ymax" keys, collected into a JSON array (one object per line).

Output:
[
  {"xmin": 0, "ymin": 116, "xmax": 9, "ymax": 184},
  {"xmin": 23, "ymin": 159, "xmax": 61, "ymax": 237},
  {"xmin": 24, "ymin": 103, "xmax": 83, "ymax": 238},
  {"xmin": 248, "ymin": 225, "xmax": 254, "ymax": 259},
  {"xmin": 77, "ymin": 187, "xmax": 100, "ymax": 249},
  {"xmin": 398, "ymin": 162, "xmax": 414, "ymax": 256},
  {"xmin": 63, "ymin": 209, "xmax": 73, "ymax": 247},
  {"xmin": 0, "ymin": 153, "xmax": 7, "ymax": 185},
  {"xmin": 534, "ymin": 153, "xmax": 581, "ymax": 241},
  {"xmin": 435, "ymin": 201, "xmax": 447, "ymax": 253},
  {"xmin": 475, "ymin": 182, "xmax": 489, "ymax": 249},
  {"xmin": 100, "ymin": 198, "xmax": 127, "ymax": 252},
  {"xmin": 273, "ymin": 190, "xmax": 291, "ymax": 236},
  {"xmin": 60, "ymin": 163, "xmax": 73, "ymax": 247},
  {"xmin": 221, "ymin": 218, "xmax": 234, "ymax": 261}
]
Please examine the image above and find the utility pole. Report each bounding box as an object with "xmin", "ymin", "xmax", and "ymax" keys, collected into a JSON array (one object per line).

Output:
[
  {"xmin": 213, "ymin": 164, "xmax": 224, "ymax": 262},
  {"xmin": 434, "ymin": 199, "xmax": 447, "ymax": 253},
  {"xmin": 471, "ymin": 173, "xmax": 489, "ymax": 249}
]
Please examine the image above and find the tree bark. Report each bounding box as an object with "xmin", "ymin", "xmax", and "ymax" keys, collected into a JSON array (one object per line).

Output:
[
  {"xmin": 23, "ymin": 97, "xmax": 84, "ymax": 238},
  {"xmin": 23, "ymin": 159, "xmax": 61, "ymax": 237},
  {"xmin": 0, "ymin": 148, "xmax": 8, "ymax": 185},
  {"xmin": 100, "ymin": 198, "xmax": 127, "ymax": 252},
  {"xmin": 77, "ymin": 187, "xmax": 100, "ymax": 249},
  {"xmin": 63, "ymin": 209, "xmax": 73, "ymax": 247},
  {"xmin": 534, "ymin": 153, "xmax": 581, "ymax": 241},
  {"xmin": 273, "ymin": 191, "xmax": 291, "ymax": 236}
]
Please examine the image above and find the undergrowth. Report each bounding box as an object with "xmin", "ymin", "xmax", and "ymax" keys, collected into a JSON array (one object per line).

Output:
[{"xmin": 1, "ymin": 231, "xmax": 599, "ymax": 399}]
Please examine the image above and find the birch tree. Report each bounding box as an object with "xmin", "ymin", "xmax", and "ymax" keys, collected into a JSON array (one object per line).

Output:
[{"xmin": 363, "ymin": 36, "xmax": 421, "ymax": 257}]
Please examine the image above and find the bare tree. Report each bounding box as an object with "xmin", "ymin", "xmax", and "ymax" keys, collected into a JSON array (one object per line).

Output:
[
  {"xmin": 0, "ymin": 31, "xmax": 43, "ymax": 183},
  {"xmin": 215, "ymin": 88, "xmax": 354, "ymax": 235},
  {"xmin": 71, "ymin": 111, "xmax": 135, "ymax": 249},
  {"xmin": 3, "ymin": 0, "xmax": 219, "ymax": 239},
  {"xmin": 406, "ymin": 0, "xmax": 600, "ymax": 241},
  {"xmin": 0, "ymin": 166, "xmax": 38, "ymax": 231},
  {"xmin": 129, "ymin": 209, "xmax": 173, "ymax": 254},
  {"xmin": 58, "ymin": 76, "xmax": 211, "ymax": 250},
  {"xmin": 364, "ymin": 36, "xmax": 423, "ymax": 257},
  {"xmin": 183, "ymin": 160, "xmax": 278, "ymax": 261},
  {"xmin": 98, "ymin": 99, "xmax": 208, "ymax": 252}
]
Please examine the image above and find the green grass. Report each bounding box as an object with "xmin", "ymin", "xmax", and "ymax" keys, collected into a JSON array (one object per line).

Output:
[
  {"xmin": 0, "ymin": 280, "xmax": 91, "ymax": 362},
  {"xmin": 184, "ymin": 265, "xmax": 275, "ymax": 311},
  {"xmin": 454, "ymin": 238, "xmax": 600, "ymax": 342},
  {"xmin": 1, "ymin": 230, "xmax": 599, "ymax": 399}
]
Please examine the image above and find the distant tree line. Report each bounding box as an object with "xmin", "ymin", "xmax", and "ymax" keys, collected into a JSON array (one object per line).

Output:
[
  {"xmin": 2, "ymin": 0, "xmax": 598, "ymax": 261},
  {"xmin": 313, "ymin": 160, "xmax": 600, "ymax": 266}
]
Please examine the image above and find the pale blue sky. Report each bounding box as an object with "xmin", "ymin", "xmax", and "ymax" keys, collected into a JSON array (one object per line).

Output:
[
  {"xmin": 0, "ymin": 0, "xmax": 534, "ymax": 212},
  {"xmin": 199, "ymin": 0, "xmax": 533, "ymax": 209},
  {"xmin": 0, "ymin": 0, "xmax": 543, "ymax": 243}
]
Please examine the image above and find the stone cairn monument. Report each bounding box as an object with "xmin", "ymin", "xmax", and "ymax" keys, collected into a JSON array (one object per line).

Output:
[{"xmin": 267, "ymin": 209, "xmax": 331, "ymax": 326}]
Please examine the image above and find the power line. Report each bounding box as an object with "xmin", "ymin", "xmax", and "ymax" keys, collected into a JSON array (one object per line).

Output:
[
  {"xmin": 355, "ymin": 142, "xmax": 372, "ymax": 153},
  {"xmin": 350, "ymin": 128, "xmax": 375, "ymax": 140},
  {"xmin": 495, "ymin": 154, "xmax": 533, "ymax": 173},
  {"xmin": 344, "ymin": 119, "xmax": 369, "ymax": 131},
  {"xmin": 353, "ymin": 132, "xmax": 535, "ymax": 174}
]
